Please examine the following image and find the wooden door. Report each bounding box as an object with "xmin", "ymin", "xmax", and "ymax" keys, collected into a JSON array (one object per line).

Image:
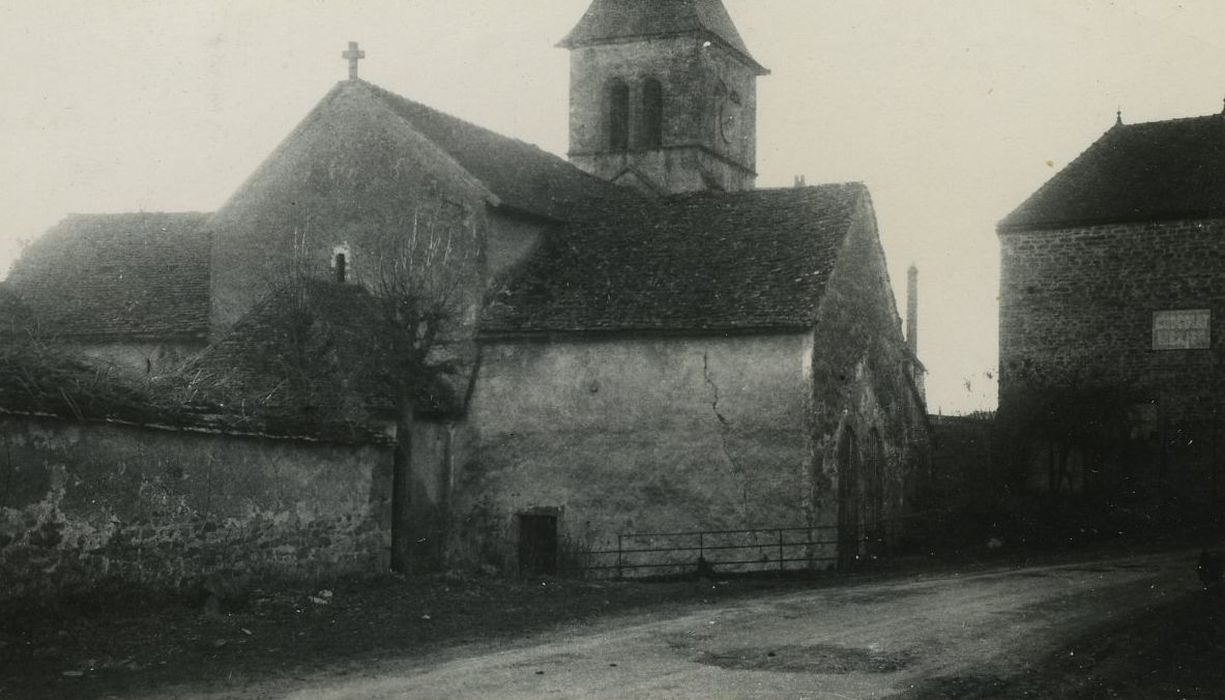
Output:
[{"xmin": 518, "ymin": 513, "xmax": 558, "ymax": 576}]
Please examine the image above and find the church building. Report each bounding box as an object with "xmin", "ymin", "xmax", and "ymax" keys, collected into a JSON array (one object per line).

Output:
[
  {"xmin": 5, "ymin": 0, "xmax": 930, "ymax": 574},
  {"xmin": 998, "ymin": 109, "xmax": 1225, "ymax": 514}
]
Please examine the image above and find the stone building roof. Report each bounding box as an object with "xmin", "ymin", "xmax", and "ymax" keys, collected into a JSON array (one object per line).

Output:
[
  {"xmin": 212, "ymin": 78, "xmax": 633, "ymax": 234},
  {"xmin": 5, "ymin": 213, "xmax": 211, "ymax": 341},
  {"xmin": 559, "ymin": 0, "xmax": 767, "ymax": 74},
  {"xmin": 482, "ymin": 183, "xmax": 868, "ymax": 334},
  {"xmin": 1000, "ymin": 113, "xmax": 1225, "ymax": 232}
]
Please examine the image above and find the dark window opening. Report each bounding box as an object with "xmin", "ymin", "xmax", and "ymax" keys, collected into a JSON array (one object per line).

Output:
[
  {"xmin": 642, "ymin": 78, "xmax": 663, "ymax": 149},
  {"xmin": 335, "ymin": 253, "xmax": 347, "ymax": 283},
  {"xmin": 609, "ymin": 80, "xmax": 630, "ymax": 152},
  {"xmin": 517, "ymin": 513, "xmax": 558, "ymax": 576}
]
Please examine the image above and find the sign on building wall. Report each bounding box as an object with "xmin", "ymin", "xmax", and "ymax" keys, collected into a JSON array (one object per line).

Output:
[{"xmin": 1152, "ymin": 309, "xmax": 1211, "ymax": 350}]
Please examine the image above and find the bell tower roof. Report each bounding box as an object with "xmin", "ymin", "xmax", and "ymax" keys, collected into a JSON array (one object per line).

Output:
[{"xmin": 559, "ymin": 0, "xmax": 767, "ymax": 75}]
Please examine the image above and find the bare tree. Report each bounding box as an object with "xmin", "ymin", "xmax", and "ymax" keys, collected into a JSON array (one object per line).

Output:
[
  {"xmin": 191, "ymin": 183, "xmax": 484, "ymax": 573},
  {"xmin": 360, "ymin": 195, "xmax": 482, "ymax": 573}
]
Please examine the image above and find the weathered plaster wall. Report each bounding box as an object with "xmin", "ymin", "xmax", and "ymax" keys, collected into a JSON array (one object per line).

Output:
[
  {"xmin": 0, "ymin": 415, "xmax": 392, "ymax": 602},
  {"xmin": 810, "ymin": 201, "xmax": 932, "ymax": 561},
  {"xmin": 455, "ymin": 333, "xmax": 814, "ymax": 570},
  {"xmin": 567, "ymin": 35, "xmax": 758, "ymax": 193},
  {"xmin": 998, "ymin": 219, "xmax": 1225, "ymax": 500}
]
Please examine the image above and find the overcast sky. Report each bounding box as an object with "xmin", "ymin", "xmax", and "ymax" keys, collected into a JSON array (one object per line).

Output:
[{"xmin": 3, "ymin": 0, "xmax": 1225, "ymax": 414}]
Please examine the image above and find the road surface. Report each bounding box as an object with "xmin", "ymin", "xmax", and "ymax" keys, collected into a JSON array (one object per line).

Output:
[{"xmin": 181, "ymin": 550, "xmax": 1197, "ymax": 699}]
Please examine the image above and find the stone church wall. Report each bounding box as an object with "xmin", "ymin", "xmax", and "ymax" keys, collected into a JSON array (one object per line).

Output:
[
  {"xmin": 0, "ymin": 414, "xmax": 392, "ymax": 602},
  {"xmin": 998, "ymin": 218, "xmax": 1225, "ymax": 503},
  {"xmin": 455, "ymin": 332, "xmax": 816, "ymax": 573},
  {"xmin": 809, "ymin": 200, "xmax": 933, "ymax": 564}
]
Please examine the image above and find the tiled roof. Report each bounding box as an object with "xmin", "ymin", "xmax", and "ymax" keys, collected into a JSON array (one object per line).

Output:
[
  {"xmin": 560, "ymin": 0, "xmax": 767, "ymax": 74},
  {"xmin": 1000, "ymin": 113, "xmax": 1225, "ymax": 232},
  {"xmin": 482, "ymin": 183, "xmax": 868, "ymax": 334},
  {"xmin": 364, "ymin": 83, "xmax": 640, "ymax": 222},
  {"xmin": 185, "ymin": 280, "xmax": 463, "ymax": 419},
  {"xmin": 6, "ymin": 213, "xmax": 211, "ymax": 340}
]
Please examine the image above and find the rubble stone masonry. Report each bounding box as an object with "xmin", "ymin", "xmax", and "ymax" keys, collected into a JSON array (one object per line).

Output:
[
  {"xmin": 0, "ymin": 415, "xmax": 392, "ymax": 602},
  {"xmin": 999, "ymin": 217, "xmax": 1225, "ymax": 415}
]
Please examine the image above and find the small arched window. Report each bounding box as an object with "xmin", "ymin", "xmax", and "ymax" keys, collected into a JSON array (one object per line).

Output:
[
  {"xmin": 608, "ymin": 80, "xmax": 630, "ymax": 152},
  {"xmin": 642, "ymin": 78, "xmax": 663, "ymax": 149}
]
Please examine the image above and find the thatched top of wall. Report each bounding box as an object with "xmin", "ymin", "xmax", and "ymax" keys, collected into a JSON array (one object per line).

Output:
[{"xmin": 0, "ymin": 340, "xmax": 390, "ymax": 445}]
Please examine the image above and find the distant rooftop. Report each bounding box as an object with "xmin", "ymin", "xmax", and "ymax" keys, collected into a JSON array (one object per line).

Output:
[
  {"xmin": 1000, "ymin": 112, "xmax": 1225, "ymax": 232},
  {"xmin": 5, "ymin": 212, "xmax": 211, "ymax": 341}
]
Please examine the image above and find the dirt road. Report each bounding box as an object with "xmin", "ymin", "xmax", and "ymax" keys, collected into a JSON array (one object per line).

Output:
[{"xmin": 168, "ymin": 549, "xmax": 1199, "ymax": 699}]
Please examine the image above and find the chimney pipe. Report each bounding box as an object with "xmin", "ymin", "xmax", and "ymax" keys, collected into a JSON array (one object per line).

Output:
[{"xmin": 906, "ymin": 264, "xmax": 919, "ymax": 356}]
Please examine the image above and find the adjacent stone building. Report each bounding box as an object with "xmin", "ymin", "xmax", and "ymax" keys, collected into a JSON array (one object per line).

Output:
[
  {"xmin": 6, "ymin": 213, "xmax": 211, "ymax": 375},
  {"xmin": 5, "ymin": 0, "xmax": 930, "ymax": 577},
  {"xmin": 998, "ymin": 111, "xmax": 1225, "ymax": 510}
]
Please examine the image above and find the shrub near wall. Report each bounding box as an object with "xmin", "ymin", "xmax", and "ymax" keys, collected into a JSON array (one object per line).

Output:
[{"xmin": 0, "ymin": 414, "xmax": 393, "ymax": 602}]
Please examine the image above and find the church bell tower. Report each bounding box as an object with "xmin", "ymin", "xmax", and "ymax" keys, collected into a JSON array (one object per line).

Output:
[{"xmin": 559, "ymin": 0, "xmax": 768, "ymax": 194}]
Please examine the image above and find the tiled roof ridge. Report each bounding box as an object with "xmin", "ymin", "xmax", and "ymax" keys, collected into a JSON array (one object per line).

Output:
[{"xmin": 1117, "ymin": 110, "xmax": 1225, "ymax": 129}]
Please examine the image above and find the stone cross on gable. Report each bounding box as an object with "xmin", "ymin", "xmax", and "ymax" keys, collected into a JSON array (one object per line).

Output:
[{"xmin": 342, "ymin": 41, "xmax": 365, "ymax": 80}]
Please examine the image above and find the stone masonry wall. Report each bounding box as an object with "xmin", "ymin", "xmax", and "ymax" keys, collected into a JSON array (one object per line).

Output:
[
  {"xmin": 810, "ymin": 198, "xmax": 933, "ymax": 561},
  {"xmin": 998, "ymin": 218, "xmax": 1225, "ymax": 501},
  {"xmin": 0, "ymin": 414, "xmax": 392, "ymax": 602}
]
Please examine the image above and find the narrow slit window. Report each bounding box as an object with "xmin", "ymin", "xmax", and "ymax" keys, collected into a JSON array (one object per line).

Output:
[
  {"xmin": 642, "ymin": 78, "xmax": 663, "ymax": 149},
  {"xmin": 609, "ymin": 80, "xmax": 630, "ymax": 152},
  {"xmin": 335, "ymin": 253, "xmax": 347, "ymax": 283}
]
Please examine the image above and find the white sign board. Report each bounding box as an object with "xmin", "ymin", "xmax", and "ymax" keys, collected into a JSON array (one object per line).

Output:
[{"xmin": 1152, "ymin": 309, "xmax": 1211, "ymax": 350}]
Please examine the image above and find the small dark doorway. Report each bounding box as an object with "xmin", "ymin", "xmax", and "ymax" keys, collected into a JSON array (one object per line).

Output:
[{"xmin": 517, "ymin": 513, "xmax": 558, "ymax": 576}]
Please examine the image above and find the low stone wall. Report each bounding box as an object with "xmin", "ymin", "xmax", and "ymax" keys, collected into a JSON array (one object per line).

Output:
[{"xmin": 0, "ymin": 414, "xmax": 392, "ymax": 602}]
